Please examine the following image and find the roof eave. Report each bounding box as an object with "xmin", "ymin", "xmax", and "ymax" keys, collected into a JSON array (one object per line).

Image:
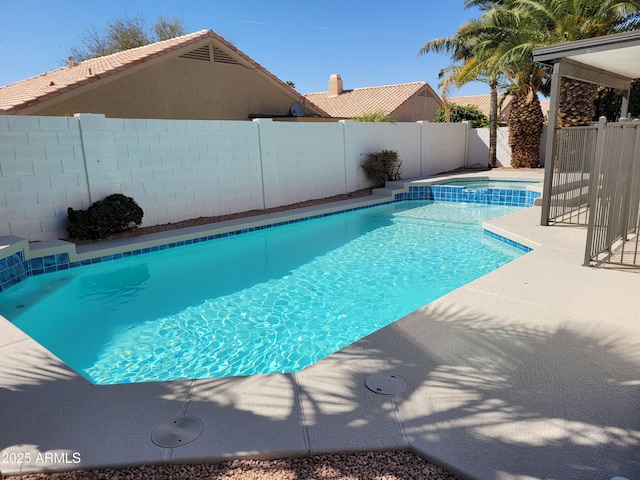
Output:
[
  {"xmin": 533, "ymin": 30, "xmax": 640, "ymax": 81},
  {"xmin": 533, "ymin": 30, "xmax": 640, "ymax": 63}
]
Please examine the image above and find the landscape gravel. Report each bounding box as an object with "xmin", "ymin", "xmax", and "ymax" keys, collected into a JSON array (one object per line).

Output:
[
  {"xmin": 5, "ymin": 451, "xmax": 461, "ymax": 480},
  {"xmin": 69, "ymin": 189, "xmax": 375, "ymax": 245}
]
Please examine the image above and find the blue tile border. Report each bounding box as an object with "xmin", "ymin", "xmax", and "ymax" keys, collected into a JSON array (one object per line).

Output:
[
  {"xmin": 0, "ymin": 184, "xmax": 540, "ymax": 291},
  {"xmin": 394, "ymin": 184, "xmax": 540, "ymax": 207},
  {"xmin": 484, "ymin": 230, "xmax": 533, "ymax": 252},
  {"xmin": 0, "ymin": 251, "xmax": 28, "ymax": 292},
  {"xmin": 25, "ymin": 252, "xmax": 70, "ymax": 278}
]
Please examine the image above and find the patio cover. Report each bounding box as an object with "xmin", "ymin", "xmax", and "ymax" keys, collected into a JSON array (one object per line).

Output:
[
  {"xmin": 533, "ymin": 30, "xmax": 640, "ymax": 226},
  {"xmin": 533, "ymin": 30, "xmax": 640, "ymax": 82}
]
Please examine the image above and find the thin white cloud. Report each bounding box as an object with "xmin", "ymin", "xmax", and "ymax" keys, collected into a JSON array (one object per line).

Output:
[
  {"xmin": 240, "ymin": 20, "xmax": 271, "ymax": 25},
  {"xmin": 306, "ymin": 25, "xmax": 364, "ymax": 33}
]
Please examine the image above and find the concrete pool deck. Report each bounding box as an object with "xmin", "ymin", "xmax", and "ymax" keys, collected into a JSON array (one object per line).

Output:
[{"xmin": 1, "ymin": 171, "xmax": 639, "ymax": 480}]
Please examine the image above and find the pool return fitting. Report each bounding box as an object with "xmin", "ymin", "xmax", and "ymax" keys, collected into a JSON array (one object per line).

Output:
[
  {"xmin": 151, "ymin": 416, "xmax": 203, "ymax": 447},
  {"xmin": 365, "ymin": 373, "xmax": 407, "ymax": 395}
]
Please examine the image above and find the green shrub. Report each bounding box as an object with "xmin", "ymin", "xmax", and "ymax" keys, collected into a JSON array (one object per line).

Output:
[
  {"xmin": 353, "ymin": 111, "xmax": 396, "ymax": 123},
  {"xmin": 434, "ymin": 103, "xmax": 490, "ymax": 128},
  {"xmin": 361, "ymin": 149, "xmax": 402, "ymax": 187},
  {"xmin": 67, "ymin": 194, "xmax": 144, "ymax": 240}
]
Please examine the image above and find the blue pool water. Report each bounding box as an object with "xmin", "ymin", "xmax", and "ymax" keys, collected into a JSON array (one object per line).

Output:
[{"xmin": 0, "ymin": 201, "xmax": 525, "ymax": 384}]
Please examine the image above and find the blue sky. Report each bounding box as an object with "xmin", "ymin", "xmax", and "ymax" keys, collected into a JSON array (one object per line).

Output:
[{"xmin": 0, "ymin": 1, "xmax": 487, "ymax": 97}]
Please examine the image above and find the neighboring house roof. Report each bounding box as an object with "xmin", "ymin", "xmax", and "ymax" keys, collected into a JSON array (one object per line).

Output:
[
  {"xmin": 0, "ymin": 30, "xmax": 327, "ymax": 117},
  {"xmin": 304, "ymin": 81, "xmax": 442, "ymax": 119},
  {"xmin": 446, "ymin": 94, "xmax": 500, "ymax": 118},
  {"xmin": 446, "ymin": 93, "xmax": 551, "ymax": 121}
]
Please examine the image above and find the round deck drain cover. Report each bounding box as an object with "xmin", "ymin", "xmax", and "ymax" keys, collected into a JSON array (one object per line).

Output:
[
  {"xmin": 151, "ymin": 416, "xmax": 203, "ymax": 447},
  {"xmin": 365, "ymin": 373, "xmax": 407, "ymax": 395}
]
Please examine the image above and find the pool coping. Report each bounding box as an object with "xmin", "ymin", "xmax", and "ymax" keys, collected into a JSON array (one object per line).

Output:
[{"xmin": 8, "ymin": 169, "xmax": 639, "ymax": 479}]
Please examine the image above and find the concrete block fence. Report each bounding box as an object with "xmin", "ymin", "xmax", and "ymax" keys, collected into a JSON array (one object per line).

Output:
[
  {"xmin": 1, "ymin": 114, "xmax": 475, "ymax": 242},
  {"xmin": 467, "ymin": 125, "xmax": 548, "ymax": 168}
]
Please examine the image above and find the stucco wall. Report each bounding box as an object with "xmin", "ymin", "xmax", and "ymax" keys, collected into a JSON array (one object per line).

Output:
[
  {"xmin": 0, "ymin": 115, "xmax": 472, "ymax": 242},
  {"xmin": 393, "ymin": 95, "xmax": 442, "ymax": 122},
  {"xmin": 30, "ymin": 55, "xmax": 307, "ymax": 121}
]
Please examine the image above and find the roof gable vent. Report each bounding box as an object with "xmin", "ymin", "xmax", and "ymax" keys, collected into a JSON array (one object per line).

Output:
[
  {"xmin": 212, "ymin": 45, "xmax": 240, "ymax": 65},
  {"xmin": 180, "ymin": 45, "xmax": 211, "ymax": 62}
]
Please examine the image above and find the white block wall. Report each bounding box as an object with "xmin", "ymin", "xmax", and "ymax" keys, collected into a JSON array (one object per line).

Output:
[
  {"xmin": 257, "ymin": 119, "xmax": 346, "ymax": 208},
  {"xmin": 468, "ymin": 127, "xmax": 509, "ymax": 168},
  {"xmin": 0, "ymin": 115, "xmax": 471, "ymax": 242},
  {"xmin": 77, "ymin": 114, "xmax": 264, "ymax": 227},
  {"xmin": 0, "ymin": 115, "xmax": 88, "ymax": 241},
  {"xmin": 420, "ymin": 122, "xmax": 469, "ymax": 176},
  {"xmin": 468, "ymin": 125, "xmax": 548, "ymax": 168},
  {"xmin": 343, "ymin": 121, "xmax": 423, "ymax": 190}
]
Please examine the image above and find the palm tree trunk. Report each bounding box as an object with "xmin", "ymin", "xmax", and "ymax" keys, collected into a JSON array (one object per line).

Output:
[
  {"xmin": 508, "ymin": 94, "xmax": 544, "ymax": 168},
  {"xmin": 489, "ymin": 80, "xmax": 498, "ymax": 168},
  {"xmin": 558, "ymin": 78, "xmax": 599, "ymax": 126}
]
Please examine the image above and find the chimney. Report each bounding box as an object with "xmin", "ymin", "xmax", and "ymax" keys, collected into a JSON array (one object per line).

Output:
[{"xmin": 328, "ymin": 74, "xmax": 343, "ymax": 96}]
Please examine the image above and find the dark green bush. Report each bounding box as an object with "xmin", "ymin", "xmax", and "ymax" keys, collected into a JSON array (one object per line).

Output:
[
  {"xmin": 353, "ymin": 111, "xmax": 396, "ymax": 123},
  {"xmin": 434, "ymin": 103, "xmax": 490, "ymax": 128},
  {"xmin": 361, "ymin": 149, "xmax": 402, "ymax": 187},
  {"xmin": 67, "ymin": 193, "xmax": 144, "ymax": 240}
]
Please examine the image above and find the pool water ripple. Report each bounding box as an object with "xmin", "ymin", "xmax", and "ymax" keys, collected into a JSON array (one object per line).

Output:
[{"xmin": 2, "ymin": 201, "xmax": 524, "ymax": 384}]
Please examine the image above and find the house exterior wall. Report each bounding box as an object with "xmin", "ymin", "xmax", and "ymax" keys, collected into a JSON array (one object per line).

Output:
[
  {"xmin": 0, "ymin": 114, "xmax": 472, "ymax": 242},
  {"xmin": 393, "ymin": 95, "xmax": 442, "ymax": 122},
  {"xmin": 28, "ymin": 56, "xmax": 306, "ymax": 121}
]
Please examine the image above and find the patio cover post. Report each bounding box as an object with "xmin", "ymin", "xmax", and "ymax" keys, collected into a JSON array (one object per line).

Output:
[
  {"xmin": 621, "ymin": 88, "xmax": 630, "ymax": 119},
  {"xmin": 583, "ymin": 116, "xmax": 608, "ymax": 266},
  {"xmin": 541, "ymin": 62, "xmax": 562, "ymax": 226}
]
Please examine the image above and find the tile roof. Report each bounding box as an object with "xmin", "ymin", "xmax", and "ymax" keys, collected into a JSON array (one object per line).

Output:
[
  {"xmin": 304, "ymin": 82, "xmax": 441, "ymax": 119},
  {"xmin": 446, "ymin": 94, "xmax": 499, "ymax": 118},
  {"xmin": 447, "ymin": 94, "xmax": 551, "ymax": 120},
  {"xmin": 0, "ymin": 30, "xmax": 327, "ymax": 116}
]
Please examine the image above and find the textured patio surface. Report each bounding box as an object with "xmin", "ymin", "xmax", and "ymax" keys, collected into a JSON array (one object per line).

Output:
[{"xmin": 1, "ymin": 173, "xmax": 639, "ymax": 480}]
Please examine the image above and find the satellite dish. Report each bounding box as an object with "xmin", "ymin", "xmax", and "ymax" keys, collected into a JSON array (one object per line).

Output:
[{"xmin": 290, "ymin": 103, "xmax": 305, "ymax": 117}]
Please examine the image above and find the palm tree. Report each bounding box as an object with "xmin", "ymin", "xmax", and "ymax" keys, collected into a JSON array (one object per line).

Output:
[
  {"xmin": 462, "ymin": 0, "xmax": 515, "ymax": 167},
  {"xmin": 448, "ymin": 0, "xmax": 640, "ymax": 166},
  {"xmin": 422, "ymin": 8, "xmax": 548, "ymax": 167},
  {"xmin": 467, "ymin": 0, "xmax": 640, "ymax": 127},
  {"xmin": 469, "ymin": 8, "xmax": 548, "ymax": 167},
  {"xmin": 419, "ymin": 25, "xmax": 503, "ymax": 168},
  {"xmin": 505, "ymin": 66, "xmax": 547, "ymax": 167}
]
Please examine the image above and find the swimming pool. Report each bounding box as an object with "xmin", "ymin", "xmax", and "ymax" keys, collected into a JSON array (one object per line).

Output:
[
  {"xmin": 439, "ymin": 179, "xmax": 540, "ymax": 189},
  {"xmin": 0, "ymin": 200, "xmax": 526, "ymax": 384}
]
